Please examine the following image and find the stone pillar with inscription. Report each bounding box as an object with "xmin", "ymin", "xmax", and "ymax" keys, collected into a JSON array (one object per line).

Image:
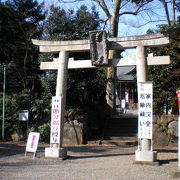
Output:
[
  {"xmin": 45, "ymin": 51, "xmax": 69, "ymax": 159},
  {"xmin": 135, "ymin": 46, "xmax": 157, "ymax": 163}
]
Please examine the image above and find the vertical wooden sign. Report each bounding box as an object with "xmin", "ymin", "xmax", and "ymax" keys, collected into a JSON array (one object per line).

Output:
[
  {"xmin": 138, "ymin": 82, "xmax": 153, "ymax": 139},
  {"xmin": 50, "ymin": 96, "xmax": 62, "ymax": 144}
]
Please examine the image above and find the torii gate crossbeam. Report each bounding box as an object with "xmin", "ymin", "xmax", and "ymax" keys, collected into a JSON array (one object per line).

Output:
[{"xmin": 32, "ymin": 33, "xmax": 168, "ymax": 52}]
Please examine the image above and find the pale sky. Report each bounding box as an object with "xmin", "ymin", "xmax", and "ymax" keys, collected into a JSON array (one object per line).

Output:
[
  {"xmin": 37, "ymin": 0, "xmax": 176, "ymax": 57},
  {"xmin": 37, "ymin": 0, "xmax": 174, "ymax": 37}
]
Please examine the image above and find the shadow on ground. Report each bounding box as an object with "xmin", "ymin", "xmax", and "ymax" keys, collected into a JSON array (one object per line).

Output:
[
  {"xmin": 0, "ymin": 141, "xmax": 136, "ymax": 160},
  {"xmin": 0, "ymin": 141, "xmax": 178, "ymax": 165},
  {"xmin": 67, "ymin": 153, "xmax": 135, "ymax": 160},
  {"xmin": 158, "ymin": 158, "xmax": 178, "ymax": 165},
  {"xmin": 0, "ymin": 141, "xmax": 45, "ymax": 158},
  {"xmin": 66, "ymin": 145, "xmax": 135, "ymax": 160},
  {"xmin": 0, "ymin": 142, "xmax": 25, "ymax": 157}
]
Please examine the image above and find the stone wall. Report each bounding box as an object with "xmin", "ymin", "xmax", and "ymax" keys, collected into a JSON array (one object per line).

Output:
[
  {"xmin": 63, "ymin": 120, "xmax": 88, "ymax": 145},
  {"xmin": 153, "ymin": 115, "xmax": 178, "ymax": 146}
]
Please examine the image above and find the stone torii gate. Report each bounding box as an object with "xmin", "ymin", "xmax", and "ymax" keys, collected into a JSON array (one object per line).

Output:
[{"xmin": 32, "ymin": 31, "xmax": 170, "ymax": 161}]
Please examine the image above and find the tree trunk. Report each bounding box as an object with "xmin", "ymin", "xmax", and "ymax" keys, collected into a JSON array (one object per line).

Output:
[
  {"xmin": 171, "ymin": 0, "xmax": 175, "ymax": 25},
  {"xmin": 161, "ymin": 0, "xmax": 171, "ymax": 26},
  {"xmin": 106, "ymin": 0, "xmax": 121, "ymax": 110}
]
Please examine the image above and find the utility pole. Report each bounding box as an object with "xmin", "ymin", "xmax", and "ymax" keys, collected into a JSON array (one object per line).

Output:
[{"xmin": 2, "ymin": 64, "xmax": 6, "ymax": 140}]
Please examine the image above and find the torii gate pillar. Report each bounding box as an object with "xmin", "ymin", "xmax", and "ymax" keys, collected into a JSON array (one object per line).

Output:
[
  {"xmin": 135, "ymin": 46, "xmax": 157, "ymax": 162},
  {"xmin": 45, "ymin": 51, "xmax": 69, "ymax": 159}
]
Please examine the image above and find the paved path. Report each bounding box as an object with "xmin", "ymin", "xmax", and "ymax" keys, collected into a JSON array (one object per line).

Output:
[{"xmin": 0, "ymin": 142, "xmax": 178, "ymax": 180}]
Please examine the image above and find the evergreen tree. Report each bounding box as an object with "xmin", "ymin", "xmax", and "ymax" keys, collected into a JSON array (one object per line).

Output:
[
  {"xmin": 147, "ymin": 17, "xmax": 180, "ymax": 115},
  {"xmin": 41, "ymin": 5, "xmax": 107, "ymax": 109},
  {"xmin": 0, "ymin": 0, "xmax": 45, "ymax": 94}
]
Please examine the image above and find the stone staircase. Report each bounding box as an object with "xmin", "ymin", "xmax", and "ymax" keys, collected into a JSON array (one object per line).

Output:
[{"xmin": 102, "ymin": 114, "xmax": 138, "ymax": 146}]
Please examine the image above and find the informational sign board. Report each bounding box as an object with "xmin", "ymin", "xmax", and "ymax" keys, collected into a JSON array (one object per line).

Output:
[
  {"xmin": 125, "ymin": 89, "xmax": 129, "ymax": 103},
  {"xmin": 19, "ymin": 110, "xmax": 29, "ymax": 121},
  {"xmin": 50, "ymin": 96, "xmax": 62, "ymax": 144},
  {"xmin": 138, "ymin": 82, "xmax": 153, "ymax": 139},
  {"xmin": 25, "ymin": 132, "xmax": 40, "ymax": 159},
  {"xmin": 176, "ymin": 90, "xmax": 180, "ymax": 114},
  {"xmin": 121, "ymin": 99, "xmax": 126, "ymax": 108}
]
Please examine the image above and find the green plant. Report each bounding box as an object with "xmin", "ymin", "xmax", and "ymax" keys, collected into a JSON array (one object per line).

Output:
[
  {"xmin": 0, "ymin": 90, "xmax": 32, "ymax": 139},
  {"xmin": 30, "ymin": 94, "xmax": 51, "ymax": 124},
  {"xmin": 156, "ymin": 120, "xmax": 167, "ymax": 131},
  {"xmin": 38, "ymin": 123, "xmax": 50, "ymax": 142},
  {"xmin": 65, "ymin": 107, "xmax": 80, "ymax": 122},
  {"xmin": 155, "ymin": 119, "xmax": 177, "ymax": 145}
]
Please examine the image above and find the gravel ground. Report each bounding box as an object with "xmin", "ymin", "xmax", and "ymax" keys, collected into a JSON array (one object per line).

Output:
[{"xmin": 0, "ymin": 142, "xmax": 179, "ymax": 180}]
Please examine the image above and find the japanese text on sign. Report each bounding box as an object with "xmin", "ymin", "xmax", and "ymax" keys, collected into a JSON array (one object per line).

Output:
[
  {"xmin": 50, "ymin": 96, "xmax": 62, "ymax": 143},
  {"xmin": 26, "ymin": 132, "xmax": 40, "ymax": 152},
  {"xmin": 138, "ymin": 82, "xmax": 153, "ymax": 139}
]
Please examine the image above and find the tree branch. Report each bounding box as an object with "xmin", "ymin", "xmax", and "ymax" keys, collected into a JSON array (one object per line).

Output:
[
  {"xmin": 134, "ymin": 20, "xmax": 167, "ymax": 28},
  {"xmin": 138, "ymin": 10, "xmax": 167, "ymax": 27},
  {"xmin": 119, "ymin": 1, "xmax": 151, "ymax": 17},
  {"xmin": 120, "ymin": 1, "xmax": 129, "ymax": 9},
  {"xmin": 59, "ymin": 0, "xmax": 85, "ymax": 3},
  {"xmin": 93, "ymin": 0, "xmax": 111, "ymax": 18}
]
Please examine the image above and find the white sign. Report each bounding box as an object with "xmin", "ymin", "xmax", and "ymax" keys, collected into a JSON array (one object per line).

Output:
[
  {"xmin": 50, "ymin": 96, "xmax": 62, "ymax": 143},
  {"xmin": 121, "ymin": 99, "xmax": 126, "ymax": 108},
  {"xmin": 138, "ymin": 82, "xmax": 153, "ymax": 139},
  {"xmin": 19, "ymin": 110, "xmax": 29, "ymax": 121},
  {"xmin": 125, "ymin": 89, "xmax": 129, "ymax": 103},
  {"xmin": 26, "ymin": 132, "xmax": 40, "ymax": 153}
]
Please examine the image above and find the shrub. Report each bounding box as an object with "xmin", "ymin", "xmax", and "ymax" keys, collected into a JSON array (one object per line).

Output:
[
  {"xmin": 38, "ymin": 123, "xmax": 50, "ymax": 142},
  {"xmin": 0, "ymin": 91, "xmax": 51, "ymax": 141}
]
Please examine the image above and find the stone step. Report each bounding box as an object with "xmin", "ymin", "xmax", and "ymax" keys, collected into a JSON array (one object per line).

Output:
[
  {"xmin": 105, "ymin": 133, "xmax": 137, "ymax": 138},
  {"xmin": 102, "ymin": 138, "xmax": 138, "ymax": 146},
  {"xmin": 107, "ymin": 120, "xmax": 137, "ymax": 125},
  {"xmin": 107, "ymin": 123, "xmax": 137, "ymax": 128},
  {"xmin": 105, "ymin": 131, "xmax": 137, "ymax": 135},
  {"xmin": 106, "ymin": 126, "xmax": 137, "ymax": 130},
  {"xmin": 108, "ymin": 119, "xmax": 137, "ymax": 122},
  {"xmin": 105, "ymin": 134, "xmax": 137, "ymax": 138},
  {"xmin": 104, "ymin": 116, "xmax": 138, "ymax": 138},
  {"xmin": 104, "ymin": 136, "xmax": 137, "ymax": 140},
  {"xmin": 111, "ymin": 114, "xmax": 138, "ymax": 119}
]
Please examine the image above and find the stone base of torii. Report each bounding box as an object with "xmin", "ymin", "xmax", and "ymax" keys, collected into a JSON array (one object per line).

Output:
[{"xmin": 32, "ymin": 31, "xmax": 170, "ymax": 161}]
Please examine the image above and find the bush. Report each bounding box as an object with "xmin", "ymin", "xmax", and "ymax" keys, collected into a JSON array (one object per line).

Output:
[
  {"xmin": 0, "ymin": 90, "xmax": 51, "ymax": 141},
  {"xmin": 38, "ymin": 123, "xmax": 50, "ymax": 142},
  {"xmin": 0, "ymin": 90, "xmax": 31, "ymax": 139}
]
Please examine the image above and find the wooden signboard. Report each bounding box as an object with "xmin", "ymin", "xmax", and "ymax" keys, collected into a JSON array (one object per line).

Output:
[
  {"xmin": 50, "ymin": 96, "xmax": 62, "ymax": 144},
  {"xmin": 138, "ymin": 82, "xmax": 153, "ymax": 139},
  {"xmin": 25, "ymin": 132, "xmax": 40, "ymax": 159}
]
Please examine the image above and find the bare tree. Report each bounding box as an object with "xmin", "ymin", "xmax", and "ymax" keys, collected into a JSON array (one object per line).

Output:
[
  {"xmin": 57, "ymin": 0, "xmax": 179, "ymax": 110},
  {"xmin": 159, "ymin": 0, "xmax": 177, "ymax": 26},
  {"xmin": 57, "ymin": 0, "xmax": 155, "ymax": 109}
]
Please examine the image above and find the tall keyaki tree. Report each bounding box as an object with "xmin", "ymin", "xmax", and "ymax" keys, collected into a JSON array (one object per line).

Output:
[
  {"xmin": 0, "ymin": 0, "xmax": 45, "ymax": 94},
  {"xmin": 58, "ymin": 0, "xmax": 154, "ymax": 109}
]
